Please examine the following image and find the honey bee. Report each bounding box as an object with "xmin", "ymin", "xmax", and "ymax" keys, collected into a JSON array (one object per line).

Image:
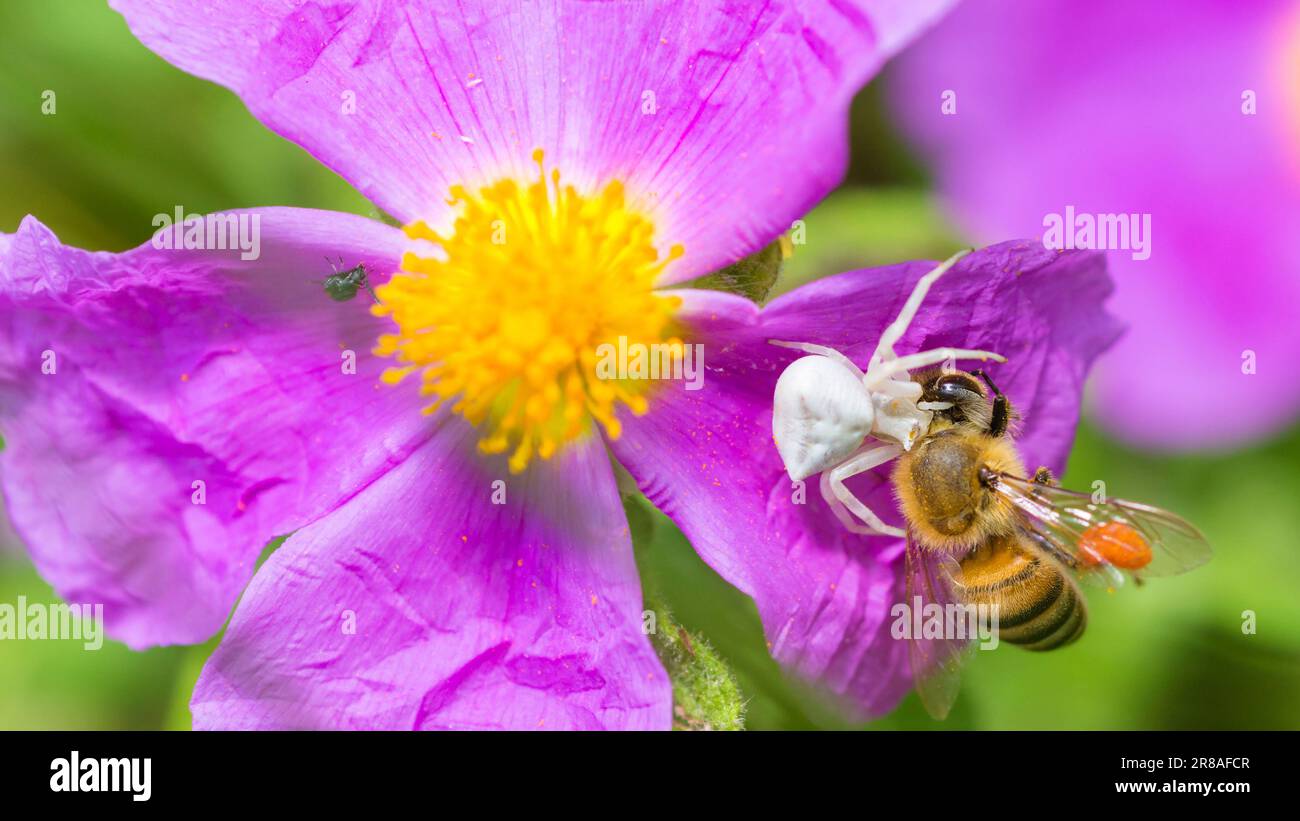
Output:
[{"xmin": 893, "ymin": 367, "xmax": 1212, "ymax": 719}]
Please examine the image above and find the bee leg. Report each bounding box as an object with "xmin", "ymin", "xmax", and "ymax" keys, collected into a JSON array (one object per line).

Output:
[
  {"xmin": 1031, "ymin": 466, "xmax": 1054, "ymax": 485},
  {"xmin": 768, "ymin": 340, "xmax": 863, "ymax": 378},
  {"xmin": 868, "ymin": 248, "xmax": 973, "ymax": 367},
  {"xmin": 821, "ymin": 444, "xmax": 905, "ymax": 538}
]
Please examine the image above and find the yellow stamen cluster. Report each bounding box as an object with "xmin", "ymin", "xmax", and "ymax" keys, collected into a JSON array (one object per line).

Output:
[{"xmin": 373, "ymin": 150, "xmax": 685, "ymax": 473}]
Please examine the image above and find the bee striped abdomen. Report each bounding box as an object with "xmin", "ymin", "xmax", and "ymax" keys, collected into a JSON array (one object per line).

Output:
[{"xmin": 958, "ymin": 536, "xmax": 1086, "ymax": 651}]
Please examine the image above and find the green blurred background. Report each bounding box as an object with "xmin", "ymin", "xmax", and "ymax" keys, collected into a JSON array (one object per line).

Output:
[{"xmin": 2, "ymin": 3, "xmax": 1298, "ymax": 730}]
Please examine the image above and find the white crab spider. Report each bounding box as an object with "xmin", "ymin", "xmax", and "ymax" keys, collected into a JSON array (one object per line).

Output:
[{"xmin": 770, "ymin": 249, "xmax": 1006, "ymax": 538}]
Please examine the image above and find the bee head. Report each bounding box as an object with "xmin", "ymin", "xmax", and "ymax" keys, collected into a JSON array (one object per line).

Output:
[{"xmin": 914, "ymin": 368, "xmax": 993, "ymax": 431}]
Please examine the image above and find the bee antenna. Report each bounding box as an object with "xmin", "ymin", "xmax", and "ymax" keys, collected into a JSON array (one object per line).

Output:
[
  {"xmin": 971, "ymin": 369, "xmax": 1003, "ymax": 399},
  {"xmin": 971, "ymin": 369, "xmax": 1012, "ymax": 438}
]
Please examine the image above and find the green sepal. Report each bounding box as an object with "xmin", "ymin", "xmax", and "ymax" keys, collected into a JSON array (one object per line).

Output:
[
  {"xmin": 645, "ymin": 598, "xmax": 746, "ymax": 731},
  {"xmin": 682, "ymin": 239, "xmax": 785, "ymax": 305}
]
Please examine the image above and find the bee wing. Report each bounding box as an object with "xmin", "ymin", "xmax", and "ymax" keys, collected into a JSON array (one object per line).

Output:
[
  {"xmin": 994, "ymin": 474, "xmax": 1211, "ymax": 588},
  {"xmin": 904, "ymin": 529, "xmax": 971, "ymax": 720}
]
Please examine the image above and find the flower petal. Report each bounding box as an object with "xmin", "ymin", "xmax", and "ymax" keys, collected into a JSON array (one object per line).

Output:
[
  {"xmin": 889, "ymin": 0, "xmax": 1300, "ymax": 447},
  {"xmin": 191, "ymin": 416, "xmax": 668, "ymax": 730},
  {"xmin": 110, "ymin": 0, "xmax": 954, "ymax": 281},
  {"xmin": 614, "ymin": 242, "xmax": 1119, "ymax": 716},
  {"xmin": 0, "ymin": 210, "xmax": 422, "ymax": 647}
]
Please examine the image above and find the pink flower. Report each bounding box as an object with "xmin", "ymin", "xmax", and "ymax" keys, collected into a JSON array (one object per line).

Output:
[{"xmin": 0, "ymin": 0, "xmax": 963, "ymax": 728}]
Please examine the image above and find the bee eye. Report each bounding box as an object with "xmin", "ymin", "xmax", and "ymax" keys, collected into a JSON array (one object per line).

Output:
[{"xmin": 928, "ymin": 374, "xmax": 982, "ymax": 404}]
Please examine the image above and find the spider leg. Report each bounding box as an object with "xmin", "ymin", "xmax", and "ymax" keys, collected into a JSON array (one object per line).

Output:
[
  {"xmin": 769, "ymin": 340, "xmax": 864, "ymax": 378},
  {"xmin": 820, "ymin": 472, "xmax": 887, "ymax": 536},
  {"xmin": 821, "ymin": 444, "xmax": 905, "ymax": 538},
  {"xmin": 874, "ymin": 378, "xmax": 923, "ymax": 399},
  {"xmin": 869, "ymin": 248, "xmax": 971, "ymax": 367},
  {"xmin": 864, "ymin": 347, "xmax": 1005, "ymax": 390}
]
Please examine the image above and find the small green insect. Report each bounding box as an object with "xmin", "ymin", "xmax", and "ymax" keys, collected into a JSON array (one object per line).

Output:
[{"xmin": 320, "ymin": 257, "xmax": 380, "ymax": 304}]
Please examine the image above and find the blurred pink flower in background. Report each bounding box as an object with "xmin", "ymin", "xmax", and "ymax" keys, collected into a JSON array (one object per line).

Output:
[{"xmin": 890, "ymin": 0, "xmax": 1300, "ymax": 449}]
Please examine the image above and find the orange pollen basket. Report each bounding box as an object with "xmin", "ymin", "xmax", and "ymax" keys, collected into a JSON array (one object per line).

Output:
[{"xmin": 1078, "ymin": 521, "xmax": 1152, "ymax": 570}]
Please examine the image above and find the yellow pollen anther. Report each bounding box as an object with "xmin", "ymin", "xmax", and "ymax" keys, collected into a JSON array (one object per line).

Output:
[{"xmin": 374, "ymin": 150, "xmax": 686, "ymax": 472}]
